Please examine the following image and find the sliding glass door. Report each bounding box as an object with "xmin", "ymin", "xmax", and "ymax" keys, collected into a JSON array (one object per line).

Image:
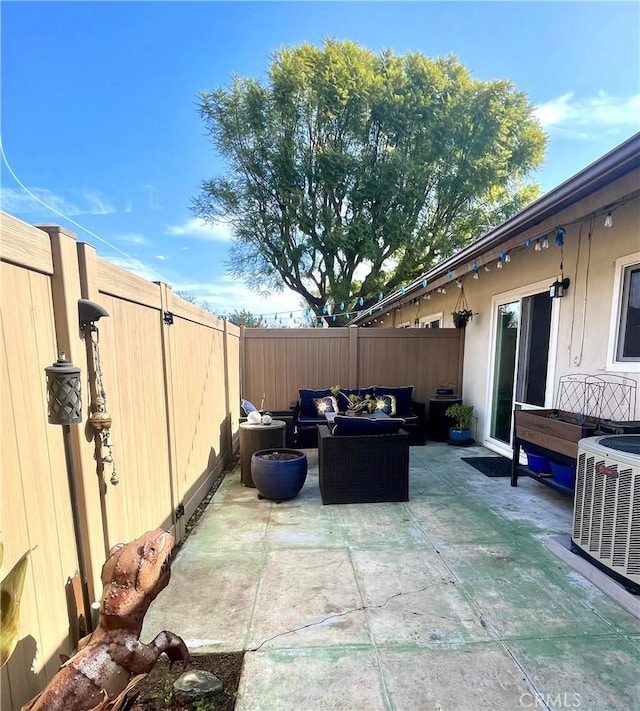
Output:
[
  {"xmin": 490, "ymin": 302, "xmax": 520, "ymax": 443},
  {"xmin": 488, "ymin": 285, "xmax": 556, "ymax": 449}
]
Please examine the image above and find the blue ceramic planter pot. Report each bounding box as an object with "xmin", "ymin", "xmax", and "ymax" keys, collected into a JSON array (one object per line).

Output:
[
  {"xmin": 449, "ymin": 427, "xmax": 472, "ymax": 445},
  {"xmin": 251, "ymin": 449, "xmax": 308, "ymax": 501}
]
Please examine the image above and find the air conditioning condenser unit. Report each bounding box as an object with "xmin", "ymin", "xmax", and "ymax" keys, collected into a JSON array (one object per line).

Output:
[{"xmin": 572, "ymin": 435, "xmax": 640, "ymax": 594}]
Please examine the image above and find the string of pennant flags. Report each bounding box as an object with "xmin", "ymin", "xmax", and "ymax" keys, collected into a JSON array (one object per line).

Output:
[{"xmin": 217, "ymin": 190, "xmax": 637, "ymax": 327}]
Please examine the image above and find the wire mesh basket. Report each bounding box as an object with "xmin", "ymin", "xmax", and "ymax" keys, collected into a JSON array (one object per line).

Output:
[{"xmin": 555, "ymin": 374, "xmax": 637, "ymax": 424}]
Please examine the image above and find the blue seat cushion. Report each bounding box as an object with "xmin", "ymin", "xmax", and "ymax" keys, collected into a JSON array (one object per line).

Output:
[
  {"xmin": 332, "ymin": 415, "xmax": 405, "ymax": 436},
  {"xmin": 373, "ymin": 386, "xmax": 413, "ymax": 416},
  {"xmin": 298, "ymin": 414, "xmax": 327, "ymax": 425}
]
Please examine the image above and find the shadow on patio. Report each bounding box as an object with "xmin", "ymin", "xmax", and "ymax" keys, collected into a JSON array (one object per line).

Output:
[{"xmin": 143, "ymin": 443, "xmax": 639, "ymax": 711}]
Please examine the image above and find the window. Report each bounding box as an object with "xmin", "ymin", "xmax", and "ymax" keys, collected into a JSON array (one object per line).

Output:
[
  {"xmin": 419, "ymin": 312, "xmax": 443, "ymax": 328},
  {"xmin": 608, "ymin": 253, "xmax": 640, "ymax": 369},
  {"xmin": 618, "ymin": 263, "xmax": 640, "ymax": 360}
]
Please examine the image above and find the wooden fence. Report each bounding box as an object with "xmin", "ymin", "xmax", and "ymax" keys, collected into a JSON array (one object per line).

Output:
[
  {"xmin": 1, "ymin": 211, "xmax": 463, "ymax": 708},
  {"xmin": 242, "ymin": 327, "xmax": 464, "ymax": 411},
  {"xmin": 0, "ymin": 213, "xmax": 240, "ymax": 709}
]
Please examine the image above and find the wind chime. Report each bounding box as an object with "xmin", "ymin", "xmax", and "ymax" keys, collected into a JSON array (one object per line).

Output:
[{"xmin": 78, "ymin": 299, "xmax": 119, "ymax": 485}]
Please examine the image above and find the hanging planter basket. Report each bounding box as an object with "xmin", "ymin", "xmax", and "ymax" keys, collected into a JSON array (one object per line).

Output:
[{"xmin": 451, "ymin": 286, "xmax": 473, "ymax": 329}]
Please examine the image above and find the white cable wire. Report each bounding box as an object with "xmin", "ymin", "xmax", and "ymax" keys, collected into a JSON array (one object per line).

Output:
[{"xmin": 0, "ymin": 135, "xmax": 168, "ymax": 282}]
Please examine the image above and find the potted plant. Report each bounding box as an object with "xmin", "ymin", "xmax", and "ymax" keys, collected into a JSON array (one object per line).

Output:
[
  {"xmin": 451, "ymin": 285, "xmax": 473, "ymax": 328},
  {"xmin": 451, "ymin": 308, "xmax": 473, "ymax": 329},
  {"xmin": 445, "ymin": 403, "xmax": 474, "ymax": 444},
  {"xmin": 330, "ymin": 386, "xmax": 375, "ymax": 415}
]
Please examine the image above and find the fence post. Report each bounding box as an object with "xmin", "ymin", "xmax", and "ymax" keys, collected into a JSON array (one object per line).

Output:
[
  {"xmin": 76, "ymin": 242, "xmax": 113, "ymax": 558},
  {"xmin": 222, "ymin": 319, "xmax": 233, "ymax": 457},
  {"xmin": 457, "ymin": 329, "xmax": 465, "ymax": 399},
  {"xmin": 158, "ymin": 283, "xmax": 181, "ymax": 542},
  {"xmin": 37, "ymin": 225, "xmax": 104, "ymax": 605},
  {"xmin": 348, "ymin": 325, "xmax": 359, "ymax": 388}
]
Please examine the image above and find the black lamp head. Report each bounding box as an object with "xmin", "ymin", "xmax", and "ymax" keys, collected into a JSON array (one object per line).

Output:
[
  {"xmin": 78, "ymin": 299, "xmax": 109, "ymax": 330},
  {"xmin": 549, "ymin": 277, "xmax": 570, "ymax": 299}
]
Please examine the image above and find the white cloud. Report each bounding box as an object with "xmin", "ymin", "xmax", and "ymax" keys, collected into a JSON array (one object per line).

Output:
[
  {"xmin": 0, "ymin": 187, "xmax": 82, "ymax": 215},
  {"xmin": 116, "ymin": 232, "xmax": 150, "ymax": 246},
  {"xmin": 0, "ymin": 186, "xmax": 117, "ymax": 217},
  {"xmin": 174, "ymin": 277, "xmax": 302, "ymax": 318},
  {"xmin": 100, "ymin": 257, "xmax": 304, "ymax": 321},
  {"xmin": 156, "ymin": 255, "xmax": 167, "ymax": 260},
  {"xmin": 534, "ymin": 91, "xmax": 640, "ymax": 137},
  {"xmin": 165, "ymin": 217, "xmax": 233, "ymax": 242},
  {"xmin": 145, "ymin": 184, "xmax": 161, "ymax": 210},
  {"xmin": 104, "ymin": 256, "xmax": 167, "ymax": 283},
  {"xmin": 82, "ymin": 190, "xmax": 115, "ymax": 215}
]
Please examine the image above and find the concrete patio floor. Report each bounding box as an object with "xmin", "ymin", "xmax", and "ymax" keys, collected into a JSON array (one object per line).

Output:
[{"xmin": 143, "ymin": 443, "xmax": 640, "ymax": 711}]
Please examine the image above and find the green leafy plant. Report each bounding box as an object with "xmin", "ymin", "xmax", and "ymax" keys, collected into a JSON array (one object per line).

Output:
[
  {"xmin": 330, "ymin": 386, "xmax": 375, "ymax": 413},
  {"xmin": 445, "ymin": 403, "xmax": 474, "ymax": 430},
  {"xmin": 451, "ymin": 308, "xmax": 473, "ymax": 328},
  {"xmin": 194, "ymin": 700, "xmax": 219, "ymax": 711},
  {"xmin": 1, "ymin": 539, "xmax": 33, "ymax": 667},
  {"xmin": 162, "ymin": 678, "xmax": 175, "ymax": 707}
]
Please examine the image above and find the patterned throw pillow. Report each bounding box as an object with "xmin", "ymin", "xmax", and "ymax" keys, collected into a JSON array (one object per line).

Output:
[
  {"xmin": 373, "ymin": 394, "xmax": 397, "ymax": 416},
  {"xmin": 313, "ymin": 396, "xmax": 339, "ymax": 415}
]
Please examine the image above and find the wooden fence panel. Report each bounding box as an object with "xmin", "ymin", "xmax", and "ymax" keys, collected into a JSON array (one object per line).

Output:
[
  {"xmin": 357, "ymin": 328, "xmax": 463, "ymax": 405},
  {"xmin": 226, "ymin": 324, "xmax": 241, "ymax": 445},
  {"xmin": 165, "ymin": 296, "xmax": 235, "ymax": 533},
  {"xmin": 242, "ymin": 327, "xmax": 463, "ymax": 410},
  {"xmin": 242, "ymin": 329, "xmax": 351, "ymax": 410},
  {"xmin": 0, "ymin": 214, "xmax": 239, "ymax": 707},
  {"xmin": 0, "ymin": 237, "xmax": 81, "ymax": 708},
  {"xmin": 91, "ymin": 283, "xmax": 174, "ymax": 547}
]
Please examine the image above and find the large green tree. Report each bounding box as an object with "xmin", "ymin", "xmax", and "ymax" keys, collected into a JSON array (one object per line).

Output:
[{"xmin": 193, "ymin": 40, "xmax": 546, "ymax": 324}]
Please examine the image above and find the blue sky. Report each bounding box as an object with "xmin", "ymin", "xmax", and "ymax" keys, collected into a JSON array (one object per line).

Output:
[{"xmin": 2, "ymin": 1, "xmax": 639, "ymax": 323}]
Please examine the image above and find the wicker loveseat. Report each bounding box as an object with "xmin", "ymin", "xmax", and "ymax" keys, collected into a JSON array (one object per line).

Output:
[
  {"xmin": 293, "ymin": 385, "xmax": 426, "ymax": 447},
  {"xmin": 318, "ymin": 424, "xmax": 410, "ymax": 504}
]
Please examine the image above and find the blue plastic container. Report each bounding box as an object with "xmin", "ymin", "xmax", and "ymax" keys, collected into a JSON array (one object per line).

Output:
[
  {"xmin": 525, "ymin": 451, "xmax": 551, "ymax": 474},
  {"xmin": 549, "ymin": 460, "xmax": 576, "ymax": 488}
]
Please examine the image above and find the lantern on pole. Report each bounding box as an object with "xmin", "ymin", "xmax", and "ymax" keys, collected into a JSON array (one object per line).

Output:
[{"xmin": 44, "ymin": 353, "xmax": 93, "ymax": 634}]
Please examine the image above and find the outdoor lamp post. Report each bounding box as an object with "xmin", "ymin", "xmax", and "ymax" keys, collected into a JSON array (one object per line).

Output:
[{"xmin": 44, "ymin": 353, "xmax": 93, "ymax": 634}]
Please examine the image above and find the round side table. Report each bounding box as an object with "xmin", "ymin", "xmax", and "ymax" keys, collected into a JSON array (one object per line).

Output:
[{"xmin": 239, "ymin": 420, "xmax": 286, "ymax": 487}]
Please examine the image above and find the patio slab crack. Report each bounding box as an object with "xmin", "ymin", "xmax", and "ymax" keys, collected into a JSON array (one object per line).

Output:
[{"xmin": 247, "ymin": 579, "xmax": 469, "ymax": 652}]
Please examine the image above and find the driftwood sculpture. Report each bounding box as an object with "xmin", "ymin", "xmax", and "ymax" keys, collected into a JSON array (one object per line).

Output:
[{"xmin": 23, "ymin": 529, "xmax": 189, "ymax": 710}]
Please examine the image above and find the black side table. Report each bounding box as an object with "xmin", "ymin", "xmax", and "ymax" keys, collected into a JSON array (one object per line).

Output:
[
  {"xmin": 429, "ymin": 396, "xmax": 461, "ymax": 441},
  {"xmin": 239, "ymin": 420, "xmax": 286, "ymax": 487}
]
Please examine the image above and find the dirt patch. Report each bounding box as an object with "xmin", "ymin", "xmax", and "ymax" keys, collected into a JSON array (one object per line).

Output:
[
  {"xmin": 129, "ymin": 652, "xmax": 243, "ymax": 710},
  {"xmin": 131, "ymin": 455, "xmax": 244, "ymax": 710}
]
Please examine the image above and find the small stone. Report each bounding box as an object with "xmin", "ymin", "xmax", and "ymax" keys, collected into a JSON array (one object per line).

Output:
[{"xmin": 173, "ymin": 669, "xmax": 223, "ymax": 700}]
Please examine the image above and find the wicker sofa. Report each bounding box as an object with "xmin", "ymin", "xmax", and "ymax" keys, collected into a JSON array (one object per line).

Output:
[
  {"xmin": 293, "ymin": 385, "xmax": 426, "ymax": 447},
  {"xmin": 318, "ymin": 424, "xmax": 410, "ymax": 504}
]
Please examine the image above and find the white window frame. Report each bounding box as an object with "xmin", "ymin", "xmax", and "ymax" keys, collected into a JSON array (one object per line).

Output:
[
  {"xmin": 418, "ymin": 312, "xmax": 443, "ymax": 328},
  {"xmin": 606, "ymin": 251, "xmax": 640, "ymax": 372}
]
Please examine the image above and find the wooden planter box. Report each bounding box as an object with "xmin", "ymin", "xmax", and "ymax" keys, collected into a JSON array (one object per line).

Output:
[{"xmin": 514, "ymin": 409, "xmax": 599, "ymax": 459}]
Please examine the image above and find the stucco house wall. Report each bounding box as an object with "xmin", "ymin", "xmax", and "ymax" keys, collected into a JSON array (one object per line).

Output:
[{"xmin": 361, "ymin": 160, "xmax": 639, "ymax": 456}]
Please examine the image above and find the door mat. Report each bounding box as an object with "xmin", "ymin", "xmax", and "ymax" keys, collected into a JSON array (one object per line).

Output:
[{"xmin": 461, "ymin": 456, "xmax": 512, "ymax": 478}]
